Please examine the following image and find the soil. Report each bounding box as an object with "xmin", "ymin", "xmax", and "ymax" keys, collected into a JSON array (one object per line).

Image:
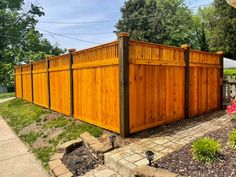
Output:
[
  {"xmin": 62, "ymin": 143, "xmax": 102, "ymax": 177},
  {"xmin": 155, "ymin": 126, "xmax": 236, "ymax": 177}
]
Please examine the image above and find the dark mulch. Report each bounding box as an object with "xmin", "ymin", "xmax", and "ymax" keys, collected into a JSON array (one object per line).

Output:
[
  {"xmin": 62, "ymin": 143, "xmax": 102, "ymax": 177},
  {"xmin": 155, "ymin": 126, "xmax": 236, "ymax": 177}
]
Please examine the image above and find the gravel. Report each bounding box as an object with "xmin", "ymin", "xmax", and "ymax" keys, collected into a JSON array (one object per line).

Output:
[{"xmin": 155, "ymin": 126, "xmax": 236, "ymax": 177}]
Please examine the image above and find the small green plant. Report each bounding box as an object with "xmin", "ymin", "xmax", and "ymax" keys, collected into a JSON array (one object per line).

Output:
[
  {"xmin": 192, "ymin": 137, "xmax": 220, "ymax": 163},
  {"xmin": 228, "ymin": 130, "xmax": 236, "ymax": 149}
]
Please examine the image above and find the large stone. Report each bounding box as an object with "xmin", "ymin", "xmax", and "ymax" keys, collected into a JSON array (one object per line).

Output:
[
  {"xmin": 80, "ymin": 132, "xmax": 99, "ymax": 146},
  {"xmin": 57, "ymin": 138, "xmax": 83, "ymax": 153},
  {"xmin": 58, "ymin": 171, "xmax": 73, "ymax": 177},
  {"xmin": 52, "ymin": 164, "xmax": 69, "ymax": 177},
  {"xmin": 49, "ymin": 159, "xmax": 62, "ymax": 170},
  {"xmin": 133, "ymin": 165, "xmax": 156, "ymax": 177}
]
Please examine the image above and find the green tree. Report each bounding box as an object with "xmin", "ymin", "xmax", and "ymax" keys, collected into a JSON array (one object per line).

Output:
[
  {"xmin": 192, "ymin": 6, "xmax": 218, "ymax": 52},
  {"xmin": 0, "ymin": 0, "xmax": 65, "ymax": 89},
  {"xmin": 211, "ymin": 0, "xmax": 236, "ymax": 59},
  {"xmin": 115, "ymin": 0, "xmax": 194, "ymax": 47}
]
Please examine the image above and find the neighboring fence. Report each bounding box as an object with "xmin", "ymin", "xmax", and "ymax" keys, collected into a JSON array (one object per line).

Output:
[
  {"xmin": 223, "ymin": 75, "xmax": 236, "ymax": 105},
  {"xmin": 15, "ymin": 32, "xmax": 223, "ymax": 137}
]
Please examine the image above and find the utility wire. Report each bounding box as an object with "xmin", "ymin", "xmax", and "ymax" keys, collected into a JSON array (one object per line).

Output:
[
  {"xmin": 42, "ymin": 32, "xmax": 114, "ymax": 36},
  {"xmin": 36, "ymin": 27, "xmax": 101, "ymax": 44}
]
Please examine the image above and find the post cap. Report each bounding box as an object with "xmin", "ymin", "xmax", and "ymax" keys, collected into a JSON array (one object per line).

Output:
[
  {"xmin": 117, "ymin": 32, "xmax": 130, "ymax": 38},
  {"xmin": 216, "ymin": 51, "xmax": 224, "ymax": 55},
  {"xmin": 68, "ymin": 48, "xmax": 76, "ymax": 53},
  {"xmin": 181, "ymin": 44, "xmax": 191, "ymax": 49}
]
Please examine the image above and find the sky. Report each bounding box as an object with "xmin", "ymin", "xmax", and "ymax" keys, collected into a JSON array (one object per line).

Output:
[{"xmin": 23, "ymin": 0, "xmax": 213, "ymax": 51}]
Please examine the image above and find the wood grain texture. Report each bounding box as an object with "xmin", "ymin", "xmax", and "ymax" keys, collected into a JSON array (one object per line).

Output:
[
  {"xmin": 49, "ymin": 54, "xmax": 71, "ymax": 115},
  {"xmin": 189, "ymin": 50, "xmax": 221, "ymax": 116},
  {"xmin": 21, "ymin": 64, "xmax": 32, "ymax": 102},
  {"xmin": 129, "ymin": 41, "xmax": 185, "ymax": 133},
  {"xmin": 32, "ymin": 60, "xmax": 48, "ymax": 108},
  {"xmin": 73, "ymin": 42, "xmax": 120, "ymax": 133},
  {"xmin": 15, "ymin": 67, "xmax": 22, "ymax": 98}
]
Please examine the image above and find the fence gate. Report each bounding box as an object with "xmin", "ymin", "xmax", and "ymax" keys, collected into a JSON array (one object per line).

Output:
[{"xmin": 223, "ymin": 75, "xmax": 236, "ymax": 106}]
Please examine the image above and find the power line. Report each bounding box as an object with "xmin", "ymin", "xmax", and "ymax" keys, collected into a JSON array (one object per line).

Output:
[
  {"xmin": 36, "ymin": 27, "xmax": 101, "ymax": 44},
  {"xmin": 42, "ymin": 32, "xmax": 114, "ymax": 36}
]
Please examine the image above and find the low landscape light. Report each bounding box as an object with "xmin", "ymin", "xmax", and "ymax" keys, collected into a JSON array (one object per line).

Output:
[
  {"xmin": 109, "ymin": 134, "xmax": 116, "ymax": 149},
  {"xmin": 145, "ymin": 150, "xmax": 154, "ymax": 166}
]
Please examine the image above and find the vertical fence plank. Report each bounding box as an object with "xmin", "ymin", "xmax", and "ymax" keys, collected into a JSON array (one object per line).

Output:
[
  {"xmin": 30, "ymin": 63, "xmax": 34, "ymax": 102},
  {"xmin": 181, "ymin": 44, "xmax": 191, "ymax": 118},
  {"xmin": 69, "ymin": 49, "xmax": 76, "ymax": 117},
  {"xmin": 118, "ymin": 32, "xmax": 130, "ymax": 138},
  {"xmin": 14, "ymin": 67, "xmax": 16, "ymax": 97},
  {"xmin": 20, "ymin": 65, "xmax": 23, "ymax": 98},
  {"xmin": 46, "ymin": 58, "xmax": 50, "ymax": 108}
]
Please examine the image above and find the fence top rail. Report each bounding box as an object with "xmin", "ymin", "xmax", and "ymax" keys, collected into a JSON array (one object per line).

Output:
[
  {"xmin": 129, "ymin": 40, "xmax": 186, "ymax": 51},
  {"xmin": 48, "ymin": 54, "xmax": 69, "ymax": 61},
  {"xmin": 190, "ymin": 49, "xmax": 221, "ymax": 56},
  {"xmin": 72, "ymin": 40, "xmax": 118, "ymax": 55},
  {"xmin": 32, "ymin": 59, "xmax": 46, "ymax": 64}
]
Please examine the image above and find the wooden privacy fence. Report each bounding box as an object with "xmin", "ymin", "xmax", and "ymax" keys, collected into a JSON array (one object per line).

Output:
[{"xmin": 14, "ymin": 32, "xmax": 223, "ymax": 137}]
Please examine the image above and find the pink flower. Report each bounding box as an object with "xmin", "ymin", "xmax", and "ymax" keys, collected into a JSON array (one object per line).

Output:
[{"xmin": 226, "ymin": 100, "xmax": 236, "ymax": 116}]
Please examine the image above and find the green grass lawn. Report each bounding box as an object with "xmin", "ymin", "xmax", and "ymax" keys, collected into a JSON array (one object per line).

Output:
[
  {"xmin": 0, "ymin": 92, "xmax": 15, "ymax": 99},
  {"xmin": 0, "ymin": 98, "xmax": 103, "ymax": 169},
  {"xmin": 224, "ymin": 69, "xmax": 236, "ymax": 75}
]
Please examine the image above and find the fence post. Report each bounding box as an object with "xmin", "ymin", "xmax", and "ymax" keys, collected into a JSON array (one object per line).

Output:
[
  {"xmin": 68, "ymin": 48, "xmax": 76, "ymax": 117},
  {"xmin": 20, "ymin": 65, "xmax": 23, "ymax": 99},
  {"xmin": 46, "ymin": 58, "xmax": 50, "ymax": 109},
  {"xmin": 181, "ymin": 44, "xmax": 191, "ymax": 119},
  {"xmin": 216, "ymin": 51, "xmax": 224, "ymax": 109},
  {"xmin": 30, "ymin": 63, "xmax": 34, "ymax": 103},
  {"xmin": 117, "ymin": 32, "xmax": 130, "ymax": 138}
]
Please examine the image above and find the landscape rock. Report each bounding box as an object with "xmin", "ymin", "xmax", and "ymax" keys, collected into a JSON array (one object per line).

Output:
[
  {"xmin": 49, "ymin": 159, "xmax": 63, "ymax": 170},
  {"xmin": 57, "ymin": 138, "xmax": 83, "ymax": 153},
  {"xmin": 52, "ymin": 164, "xmax": 69, "ymax": 177}
]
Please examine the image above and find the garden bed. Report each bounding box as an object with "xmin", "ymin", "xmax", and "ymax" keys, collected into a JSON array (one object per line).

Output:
[
  {"xmin": 62, "ymin": 143, "xmax": 103, "ymax": 176},
  {"xmin": 155, "ymin": 126, "xmax": 236, "ymax": 177}
]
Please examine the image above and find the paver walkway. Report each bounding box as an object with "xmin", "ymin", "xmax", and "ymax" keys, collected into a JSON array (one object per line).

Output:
[
  {"xmin": 0, "ymin": 98, "xmax": 50, "ymax": 177},
  {"xmin": 105, "ymin": 111, "xmax": 229, "ymax": 177}
]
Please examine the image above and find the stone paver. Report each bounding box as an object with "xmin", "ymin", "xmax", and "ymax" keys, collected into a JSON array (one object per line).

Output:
[
  {"xmin": 0, "ymin": 116, "xmax": 50, "ymax": 177},
  {"xmin": 81, "ymin": 165, "xmax": 121, "ymax": 177},
  {"xmin": 105, "ymin": 111, "xmax": 229, "ymax": 177}
]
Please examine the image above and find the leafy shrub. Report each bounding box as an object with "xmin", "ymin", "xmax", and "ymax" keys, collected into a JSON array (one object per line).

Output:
[
  {"xmin": 228, "ymin": 130, "xmax": 236, "ymax": 149},
  {"xmin": 192, "ymin": 137, "xmax": 220, "ymax": 163}
]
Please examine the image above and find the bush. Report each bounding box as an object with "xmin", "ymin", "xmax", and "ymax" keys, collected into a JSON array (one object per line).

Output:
[
  {"xmin": 228, "ymin": 130, "xmax": 236, "ymax": 149},
  {"xmin": 192, "ymin": 137, "xmax": 220, "ymax": 163}
]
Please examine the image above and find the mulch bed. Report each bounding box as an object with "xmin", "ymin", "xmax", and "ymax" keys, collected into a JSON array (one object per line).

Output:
[
  {"xmin": 62, "ymin": 143, "xmax": 102, "ymax": 177},
  {"xmin": 155, "ymin": 126, "xmax": 236, "ymax": 177}
]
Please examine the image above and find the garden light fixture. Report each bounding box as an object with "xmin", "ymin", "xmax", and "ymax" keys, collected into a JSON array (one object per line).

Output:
[
  {"xmin": 109, "ymin": 134, "xmax": 116, "ymax": 149},
  {"xmin": 145, "ymin": 150, "xmax": 154, "ymax": 166}
]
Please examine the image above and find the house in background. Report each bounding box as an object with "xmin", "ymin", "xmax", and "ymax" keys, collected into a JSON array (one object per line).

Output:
[
  {"xmin": 226, "ymin": 0, "xmax": 236, "ymax": 8},
  {"xmin": 0, "ymin": 83, "xmax": 7, "ymax": 93}
]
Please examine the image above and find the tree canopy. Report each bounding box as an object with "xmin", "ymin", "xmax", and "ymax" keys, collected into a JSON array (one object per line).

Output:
[
  {"xmin": 116, "ymin": 0, "xmax": 236, "ymax": 59},
  {"xmin": 0, "ymin": 0, "xmax": 65, "ymax": 89},
  {"xmin": 116, "ymin": 0, "xmax": 194, "ymax": 47}
]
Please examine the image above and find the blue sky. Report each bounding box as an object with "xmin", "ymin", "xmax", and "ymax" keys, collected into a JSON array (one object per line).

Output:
[{"xmin": 24, "ymin": 0, "xmax": 213, "ymax": 50}]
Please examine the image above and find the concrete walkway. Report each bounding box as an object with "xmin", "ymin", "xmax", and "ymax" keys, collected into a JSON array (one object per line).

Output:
[{"xmin": 0, "ymin": 98, "xmax": 50, "ymax": 177}]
